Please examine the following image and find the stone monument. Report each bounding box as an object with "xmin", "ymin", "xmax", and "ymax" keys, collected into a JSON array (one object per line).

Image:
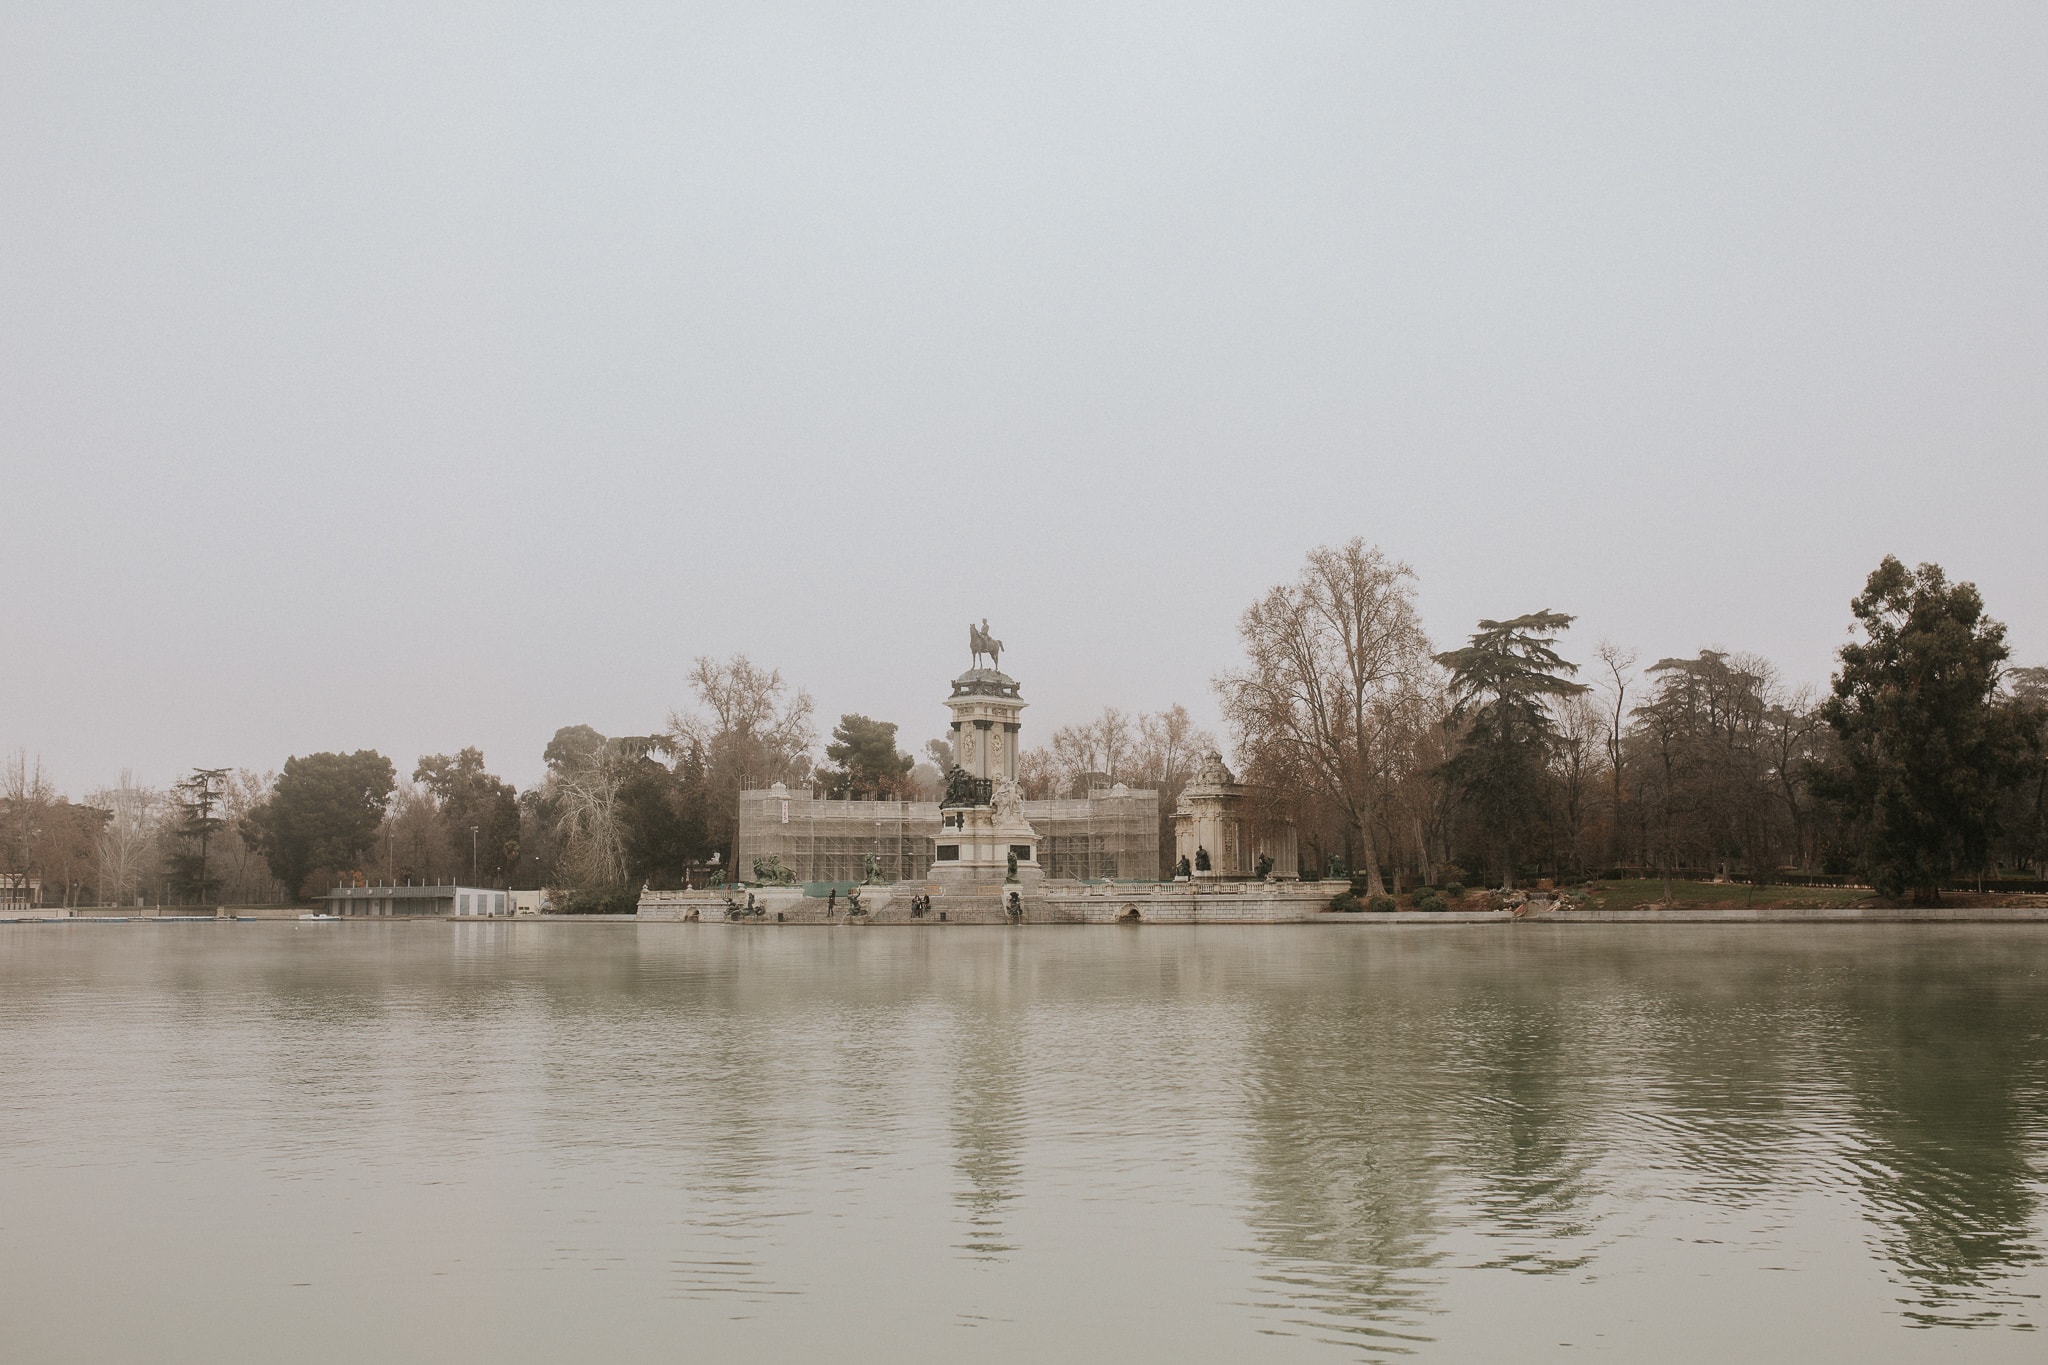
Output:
[
  {"xmin": 930, "ymin": 627, "xmax": 1042, "ymax": 895},
  {"xmin": 1173, "ymin": 751, "xmax": 1300, "ymax": 880}
]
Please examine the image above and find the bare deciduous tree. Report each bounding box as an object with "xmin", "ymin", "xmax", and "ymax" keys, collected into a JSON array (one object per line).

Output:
[
  {"xmin": 215, "ymin": 769, "xmax": 288, "ymax": 903},
  {"xmin": 1014, "ymin": 746, "xmax": 1059, "ymax": 799},
  {"xmin": 384, "ymin": 779, "xmax": 450, "ymax": 882},
  {"xmin": 1216, "ymin": 539, "xmax": 1432, "ymax": 897},
  {"xmin": 1765, "ymin": 686, "xmax": 1827, "ymax": 872},
  {"xmin": 666, "ymin": 654, "xmax": 816, "ymax": 866},
  {"xmin": 671, "ymin": 655, "xmax": 816, "ymax": 772},
  {"xmin": 1133, "ymin": 705, "xmax": 1208, "ymax": 794},
  {"xmin": 1033, "ymin": 703, "xmax": 1212, "ymax": 805},
  {"xmin": 1389, "ymin": 677, "xmax": 1459, "ymax": 888},
  {"xmin": 87, "ymin": 772, "xmax": 161, "ymax": 907},
  {"xmin": 1553, "ymin": 692, "xmax": 1607, "ymax": 876},
  {"xmin": 1045, "ymin": 706, "xmax": 1135, "ymax": 793},
  {"xmin": 2, "ymin": 751, "xmax": 57, "ymax": 904},
  {"xmin": 1595, "ymin": 641, "xmax": 1638, "ymax": 864}
]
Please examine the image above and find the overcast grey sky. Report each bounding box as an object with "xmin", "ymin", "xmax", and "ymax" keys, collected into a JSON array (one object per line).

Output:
[{"xmin": 5, "ymin": 3, "xmax": 2044, "ymax": 793}]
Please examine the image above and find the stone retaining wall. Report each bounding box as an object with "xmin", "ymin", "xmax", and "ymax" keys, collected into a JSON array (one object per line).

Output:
[
  {"xmin": 1548, "ymin": 906, "xmax": 2048, "ymax": 923},
  {"xmin": 1306, "ymin": 906, "xmax": 2048, "ymax": 925},
  {"xmin": 1311, "ymin": 910, "xmax": 1512, "ymax": 924},
  {"xmin": 1041, "ymin": 883, "xmax": 1333, "ymax": 924},
  {"xmin": 641, "ymin": 889, "xmax": 2048, "ymax": 927},
  {"xmin": 638, "ymin": 881, "xmax": 1338, "ymax": 925}
]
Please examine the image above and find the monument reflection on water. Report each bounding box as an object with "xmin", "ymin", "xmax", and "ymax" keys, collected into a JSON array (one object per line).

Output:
[{"xmin": 1, "ymin": 924, "xmax": 2045, "ymax": 1363}]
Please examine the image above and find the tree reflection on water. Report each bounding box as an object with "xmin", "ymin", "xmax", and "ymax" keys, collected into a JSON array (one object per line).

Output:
[
  {"xmin": 1829, "ymin": 949, "xmax": 2048, "ymax": 1326},
  {"xmin": 5, "ymin": 922, "xmax": 2046, "ymax": 1360},
  {"xmin": 1239, "ymin": 993, "xmax": 1447, "ymax": 1355},
  {"xmin": 1235, "ymin": 929, "xmax": 2048, "ymax": 1350}
]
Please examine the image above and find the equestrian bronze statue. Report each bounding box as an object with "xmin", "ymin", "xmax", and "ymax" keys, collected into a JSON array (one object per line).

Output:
[{"xmin": 968, "ymin": 619, "xmax": 1004, "ymax": 671}]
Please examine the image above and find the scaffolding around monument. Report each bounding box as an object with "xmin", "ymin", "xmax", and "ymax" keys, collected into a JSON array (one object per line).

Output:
[
  {"xmin": 1030, "ymin": 789, "xmax": 1159, "ymax": 881},
  {"xmin": 735, "ymin": 784, "xmax": 1159, "ymax": 884}
]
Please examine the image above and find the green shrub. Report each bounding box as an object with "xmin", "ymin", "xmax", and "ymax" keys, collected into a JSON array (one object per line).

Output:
[
  {"xmin": 1443, "ymin": 882, "xmax": 1465, "ymax": 900},
  {"xmin": 1329, "ymin": 891, "xmax": 1364, "ymax": 913},
  {"xmin": 1417, "ymin": 894, "xmax": 1448, "ymax": 913},
  {"xmin": 558, "ymin": 888, "xmax": 639, "ymax": 915},
  {"xmin": 1367, "ymin": 893, "xmax": 1397, "ymax": 914}
]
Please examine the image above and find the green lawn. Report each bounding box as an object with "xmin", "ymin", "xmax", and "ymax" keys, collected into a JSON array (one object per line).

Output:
[{"xmin": 1577, "ymin": 879, "xmax": 1871, "ymax": 910}]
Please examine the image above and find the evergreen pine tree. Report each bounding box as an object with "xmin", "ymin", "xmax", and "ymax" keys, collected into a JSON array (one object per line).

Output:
[{"xmin": 1437, "ymin": 612, "xmax": 1588, "ymax": 888}]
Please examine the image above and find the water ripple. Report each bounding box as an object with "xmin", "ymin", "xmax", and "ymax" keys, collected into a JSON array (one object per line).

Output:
[{"xmin": 2, "ymin": 922, "xmax": 2047, "ymax": 1361}]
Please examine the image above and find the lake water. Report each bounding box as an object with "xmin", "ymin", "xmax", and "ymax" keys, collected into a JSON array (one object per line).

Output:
[{"xmin": 3, "ymin": 922, "xmax": 2046, "ymax": 1362}]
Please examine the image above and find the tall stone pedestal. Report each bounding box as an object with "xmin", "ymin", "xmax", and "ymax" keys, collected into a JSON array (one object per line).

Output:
[
  {"xmin": 931, "ymin": 659, "xmax": 1042, "ymax": 913},
  {"xmin": 929, "ymin": 801, "xmax": 1043, "ymax": 897}
]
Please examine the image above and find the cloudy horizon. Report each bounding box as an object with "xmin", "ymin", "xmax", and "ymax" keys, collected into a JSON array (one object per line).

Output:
[{"xmin": 6, "ymin": 3, "xmax": 2045, "ymax": 794}]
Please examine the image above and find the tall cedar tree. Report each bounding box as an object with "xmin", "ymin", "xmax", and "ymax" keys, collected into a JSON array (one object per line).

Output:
[
  {"xmin": 1438, "ymin": 612, "xmax": 1588, "ymax": 888},
  {"xmin": 165, "ymin": 767, "xmax": 229, "ymax": 904},
  {"xmin": 1818, "ymin": 557, "xmax": 2032, "ymax": 903}
]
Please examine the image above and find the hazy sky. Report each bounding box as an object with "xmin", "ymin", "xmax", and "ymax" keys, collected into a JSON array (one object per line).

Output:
[{"xmin": 6, "ymin": 3, "xmax": 2045, "ymax": 794}]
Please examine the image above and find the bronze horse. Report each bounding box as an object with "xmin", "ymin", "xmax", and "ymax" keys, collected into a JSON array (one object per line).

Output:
[{"xmin": 969, "ymin": 619, "xmax": 1003, "ymax": 671}]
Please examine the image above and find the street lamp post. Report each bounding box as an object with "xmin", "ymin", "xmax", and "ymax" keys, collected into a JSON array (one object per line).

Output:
[{"xmin": 471, "ymin": 826, "xmax": 479, "ymax": 885}]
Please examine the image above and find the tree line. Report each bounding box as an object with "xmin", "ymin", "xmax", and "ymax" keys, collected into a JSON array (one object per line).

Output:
[
  {"xmin": 1217, "ymin": 540, "xmax": 2047, "ymax": 905},
  {"xmin": 6, "ymin": 543, "xmax": 2040, "ymax": 907}
]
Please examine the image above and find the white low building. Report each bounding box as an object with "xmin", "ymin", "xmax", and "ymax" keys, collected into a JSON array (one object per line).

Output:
[
  {"xmin": 322, "ymin": 883, "xmax": 509, "ymax": 917},
  {"xmin": 1, "ymin": 873, "xmax": 42, "ymax": 914}
]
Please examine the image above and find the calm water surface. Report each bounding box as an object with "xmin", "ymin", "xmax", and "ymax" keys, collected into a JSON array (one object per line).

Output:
[{"xmin": 3, "ymin": 922, "xmax": 2046, "ymax": 1362}]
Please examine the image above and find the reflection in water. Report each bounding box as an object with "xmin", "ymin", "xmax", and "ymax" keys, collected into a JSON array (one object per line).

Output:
[
  {"xmin": 1832, "ymin": 954, "xmax": 2048, "ymax": 1326},
  {"xmin": 1230, "ymin": 930, "xmax": 2048, "ymax": 1355},
  {"xmin": 949, "ymin": 1002, "xmax": 1025, "ymax": 1259},
  {"xmin": 1446, "ymin": 992, "xmax": 1600, "ymax": 1271},
  {"xmin": 1240, "ymin": 998, "xmax": 1446, "ymax": 1355},
  {"xmin": 1, "ymin": 923, "xmax": 2046, "ymax": 1364}
]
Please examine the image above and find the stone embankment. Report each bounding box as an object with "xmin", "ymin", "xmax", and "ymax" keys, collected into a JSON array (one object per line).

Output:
[
  {"xmin": 640, "ymin": 880, "xmax": 1335, "ymax": 925},
  {"xmin": 1309, "ymin": 909, "xmax": 1511, "ymax": 924},
  {"xmin": 641, "ymin": 885, "xmax": 2048, "ymax": 927},
  {"xmin": 1312, "ymin": 903, "xmax": 2048, "ymax": 925},
  {"xmin": 1, "ymin": 905, "xmax": 306, "ymax": 922},
  {"xmin": 1548, "ymin": 905, "xmax": 2048, "ymax": 923}
]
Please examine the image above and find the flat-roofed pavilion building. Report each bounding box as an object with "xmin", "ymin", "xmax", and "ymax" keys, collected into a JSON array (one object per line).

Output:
[{"xmin": 322, "ymin": 883, "xmax": 509, "ymax": 917}]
